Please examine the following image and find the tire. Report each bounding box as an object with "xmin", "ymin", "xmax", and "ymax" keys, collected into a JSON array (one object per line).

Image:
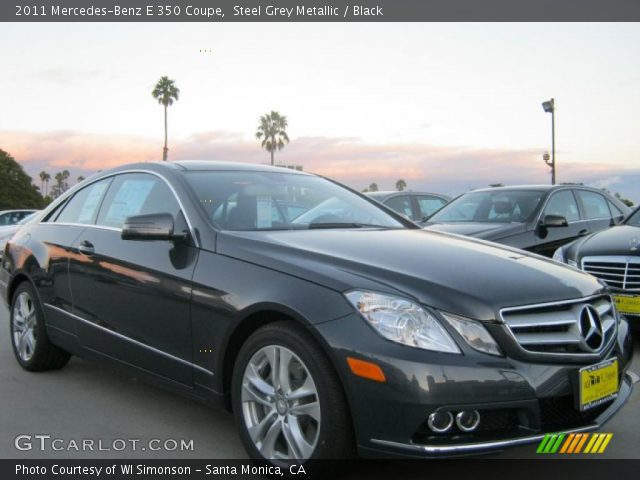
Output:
[
  {"xmin": 10, "ymin": 282, "xmax": 71, "ymax": 371},
  {"xmin": 232, "ymin": 321, "xmax": 354, "ymax": 465}
]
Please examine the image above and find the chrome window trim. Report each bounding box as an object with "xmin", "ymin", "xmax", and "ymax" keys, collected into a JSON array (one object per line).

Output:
[
  {"xmin": 498, "ymin": 294, "xmax": 618, "ymax": 360},
  {"xmin": 535, "ymin": 187, "xmax": 582, "ymax": 226},
  {"xmin": 45, "ymin": 303, "xmax": 213, "ymax": 376},
  {"xmin": 39, "ymin": 169, "xmax": 200, "ymax": 248}
]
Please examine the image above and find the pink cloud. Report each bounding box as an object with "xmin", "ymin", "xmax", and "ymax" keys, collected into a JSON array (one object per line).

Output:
[{"xmin": 1, "ymin": 129, "xmax": 638, "ymax": 202}]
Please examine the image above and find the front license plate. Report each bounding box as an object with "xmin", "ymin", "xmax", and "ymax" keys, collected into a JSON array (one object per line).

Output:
[
  {"xmin": 613, "ymin": 295, "xmax": 640, "ymax": 314},
  {"xmin": 578, "ymin": 358, "xmax": 618, "ymax": 411}
]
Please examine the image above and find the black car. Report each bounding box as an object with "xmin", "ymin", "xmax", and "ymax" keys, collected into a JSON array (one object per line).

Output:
[
  {"xmin": 554, "ymin": 205, "xmax": 640, "ymax": 323},
  {"xmin": 425, "ymin": 185, "xmax": 630, "ymax": 257},
  {"xmin": 366, "ymin": 191, "xmax": 450, "ymax": 224},
  {"xmin": 0, "ymin": 162, "xmax": 634, "ymax": 463}
]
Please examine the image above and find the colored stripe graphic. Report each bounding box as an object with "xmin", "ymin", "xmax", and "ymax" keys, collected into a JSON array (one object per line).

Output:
[{"xmin": 537, "ymin": 433, "xmax": 613, "ymax": 454}]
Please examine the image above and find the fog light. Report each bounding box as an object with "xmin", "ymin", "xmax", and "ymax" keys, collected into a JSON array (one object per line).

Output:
[
  {"xmin": 427, "ymin": 411, "xmax": 454, "ymax": 433},
  {"xmin": 455, "ymin": 410, "xmax": 481, "ymax": 432}
]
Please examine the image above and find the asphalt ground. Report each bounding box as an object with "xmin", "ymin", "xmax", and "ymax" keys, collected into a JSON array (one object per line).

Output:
[{"xmin": 0, "ymin": 304, "xmax": 638, "ymax": 460}]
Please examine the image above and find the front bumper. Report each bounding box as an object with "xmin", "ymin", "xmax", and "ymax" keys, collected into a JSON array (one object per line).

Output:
[
  {"xmin": 315, "ymin": 312, "xmax": 635, "ymax": 458},
  {"xmin": 367, "ymin": 370, "xmax": 635, "ymax": 456}
]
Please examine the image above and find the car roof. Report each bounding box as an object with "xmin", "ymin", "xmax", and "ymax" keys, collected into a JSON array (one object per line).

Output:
[
  {"xmin": 469, "ymin": 184, "xmax": 606, "ymax": 193},
  {"xmin": 366, "ymin": 191, "xmax": 450, "ymax": 198},
  {"xmin": 102, "ymin": 160, "xmax": 311, "ymax": 177},
  {"xmin": 0, "ymin": 209, "xmax": 37, "ymax": 214}
]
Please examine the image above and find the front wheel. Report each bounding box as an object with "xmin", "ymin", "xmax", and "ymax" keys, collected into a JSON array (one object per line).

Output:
[{"xmin": 232, "ymin": 321, "xmax": 353, "ymax": 464}]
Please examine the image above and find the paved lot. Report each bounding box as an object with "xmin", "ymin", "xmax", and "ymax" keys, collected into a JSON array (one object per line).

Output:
[{"xmin": 0, "ymin": 304, "xmax": 638, "ymax": 459}]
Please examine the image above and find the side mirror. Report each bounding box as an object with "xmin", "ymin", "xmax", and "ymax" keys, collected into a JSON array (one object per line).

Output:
[
  {"xmin": 540, "ymin": 214, "xmax": 568, "ymax": 228},
  {"xmin": 122, "ymin": 213, "xmax": 188, "ymax": 241},
  {"xmin": 610, "ymin": 215, "xmax": 624, "ymax": 226}
]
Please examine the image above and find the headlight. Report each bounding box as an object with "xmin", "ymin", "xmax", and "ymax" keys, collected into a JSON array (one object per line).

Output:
[
  {"xmin": 345, "ymin": 290, "xmax": 461, "ymax": 354},
  {"xmin": 552, "ymin": 247, "xmax": 578, "ymax": 268},
  {"xmin": 552, "ymin": 247, "xmax": 565, "ymax": 263},
  {"xmin": 440, "ymin": 312, "xmax": 502, "ymax": 356}
]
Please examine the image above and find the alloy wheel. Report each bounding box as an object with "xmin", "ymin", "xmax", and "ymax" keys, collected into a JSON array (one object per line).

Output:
[
  {"xmin": 12, "ymin": 291, "xmax": 37, "ymax": 362},
  {"xmin": 241, "ymin": 345, "xmax": 321, "ymax": 461}
]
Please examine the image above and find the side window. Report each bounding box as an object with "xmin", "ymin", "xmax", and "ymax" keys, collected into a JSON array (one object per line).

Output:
[
  {"xmin": 54, "ymin": 178, "xmax": 112, "ymax": 225},
  {"xmin": 543, "ymin": 190, "xmax": 580, "ymax": 222},
  {"xmin": 96, "ymin": 173, "xmax": 180, "ymax": 229},
  {"xmin": 607, "ymin": 200, "xmax": 623, "ymax": 217},
  {"xmin": 416, "ymin": 196, "xmax": 447, "ymax": 219},
  {"xmin": 576, "ymin": 190, "xmax": 611, "ymax": 220},
  {"xmin": 385, "ymin": 196, "xmax": 413, "ymax": 218}
]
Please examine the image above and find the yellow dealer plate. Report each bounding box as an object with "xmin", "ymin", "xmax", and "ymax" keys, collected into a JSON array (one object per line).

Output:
[
  {"xmin": 613, "ymin": 295, "xmax": 640, "ymax": 314},
  {"xmin": 579, "ymin": 358, "xmax": 618, "ymax": 411}
]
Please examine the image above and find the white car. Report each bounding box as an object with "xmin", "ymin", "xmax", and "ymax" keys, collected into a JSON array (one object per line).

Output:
[{"xmin": 0, "ymin": 212, "xmax": 39, "ymax": 258}]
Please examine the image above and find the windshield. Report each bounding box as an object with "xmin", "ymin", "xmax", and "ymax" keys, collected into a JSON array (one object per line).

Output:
[
  {"xmin": 429, "ymin": 190, "xmax": 544, "ymax": 223},
  {"xmin": 184, "ymin": 171, "xmax": 405, "ymax": 231},
  {"xmin": 626, "ymin": 208, "xmax": 640, "ymax": 226}
]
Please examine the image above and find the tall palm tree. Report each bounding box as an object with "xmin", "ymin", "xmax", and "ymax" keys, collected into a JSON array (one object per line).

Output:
[
  {"xmin": 152, "ymin": 76, "xmax": 180, "ymax": 161},
  {"xmin": 61, "ymin": 170, "xmax": 70, "ymax": 191},
  {"xmin": 42, "ymin": 172, "xmax": 50, "ymax": 196},
  {"xmin": 39, "ymin": 171, "xmax": 47, "ymax": 194},
  {"xmin": 54, "ymin": 172, "xmax": 64, "ymax": 198},
  {"xmin": 395, "ymin": 179, "xmax": 407, "ymax": 191},
  {"xmin": 255, "ymin": 111, "xmax": 290, "ymax": 166}
]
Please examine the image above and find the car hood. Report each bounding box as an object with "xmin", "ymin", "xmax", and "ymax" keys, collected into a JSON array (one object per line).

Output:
[
  {"xmin": 424, "ymin": 222, "xmax": 525, "ymax": 240},
  {"xmin": 217, "ymin": 228, "xmax": 604, "ymax": 321},
  {"xmin": 574, "ymin": 225, "xmax": 640, "ymax": 259}
]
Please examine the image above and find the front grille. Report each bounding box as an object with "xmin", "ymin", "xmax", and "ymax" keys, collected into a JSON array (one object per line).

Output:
[
  {"xmin": 501, "ymin": 296, "xmax": 617, "ymax": 356},
  {"xmin": 582, "ymin": 256, "xmax": 640, "ymax": 291}
]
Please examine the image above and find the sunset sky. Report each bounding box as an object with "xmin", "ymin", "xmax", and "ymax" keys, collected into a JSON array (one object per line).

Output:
[{"xmin": 1, "ymin": 22, "xmax": 639, "ymax": 200}]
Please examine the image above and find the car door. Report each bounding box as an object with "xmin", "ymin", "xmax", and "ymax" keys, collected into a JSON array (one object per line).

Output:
[
  {"xmin": 533, "ymin": 189, "xmax": 589, "ymax": 257},
  {"xmin": 384, "ymin": 195, "xmax": 416, "ymax": 221},
  {"xmin": 415, "ymin": 195, "xmax": 448, "ymax": 223},
  {"xmin": 575, "ymin": 189, "xmax": 615, "ymax": 234},
  {"xmin": 69, "ymin": 172, "xmax": 198, "ymax": 385},
  {"xmin": 29, "ymin": 178, "xmax": 112, "ymax": 335}
]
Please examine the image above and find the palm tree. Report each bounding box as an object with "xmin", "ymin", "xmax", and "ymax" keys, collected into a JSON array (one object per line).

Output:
[
  {"xmin": 368, "ymin": 182, "xmax": 379, "ymax": 192},
  {"xmin": 152, "ymin": 76, "xmax": 180, "ymax": 161},
  {"xmin": 53, "ymin": 173, "xmax": 64, "ymax": 198},
  {"xmin": 61, "ymin": 170, "xmax": 70, "ymax": 191},
  {"xmin": 77, "ymin": 175, "xmax": 86, "ymax": 184},
  {"xmin": 42, "ymin": 172, "xmax": 50, "ymax": 196},
  {"xmin": 255, "ymin": 111, "xmax": 290, "ymax": 166},
  {"xmin": 39, "ymin": 171, "xmax": 48, "ymax": 194},
  {"xmin": 395, "ymin": 179, "xmax": 407, "ymax": 191}
]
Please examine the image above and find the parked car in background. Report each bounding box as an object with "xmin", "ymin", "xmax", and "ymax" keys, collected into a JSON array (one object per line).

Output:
[
  {"xmin": 0, "ymin": 209, "xmax": 37, "ymax": 226},
  {"xmin": 1, "ymin": 162, "xmax": 633, "ymax": 464},
  {"xmin": 366, "ymin": 191, "xmax": 450, "ymax": 224},
  {"xmin": 0, "ymin": 212, "xmax": 40, "ymax": 258},
  {"xmin": 424, "ymin": 185, "xmax": 630, "ymax": 257},
  {"xmin": 554, "ymin": 205, "xmax": 640, "ymax": 323}
]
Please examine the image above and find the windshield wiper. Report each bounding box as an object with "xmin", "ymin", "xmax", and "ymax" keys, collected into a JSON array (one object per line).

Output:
[{"xmin": 308, "ymin": 222, "xmax": 393, "ymax": 229}]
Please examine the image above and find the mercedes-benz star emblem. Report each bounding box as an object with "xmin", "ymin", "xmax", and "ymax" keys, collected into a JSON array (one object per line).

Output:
[
  {"xmin": 630, "ymin": 237, "xmax": 639, "ymax": 252},
  {"xmin": 579, "ymin": 305, "xmax": 604, "ymax": 351}
]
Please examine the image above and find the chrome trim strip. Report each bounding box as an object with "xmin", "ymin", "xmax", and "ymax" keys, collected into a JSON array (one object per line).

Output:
[
  {"xmin": 498, "ymin": 294, "xmax": 611, "ymax": 319},
  {"xmin": 45, "ymin": 303, "xmax": 213, "ymax": 376},
  {"xmin": 370, "ymin": 372, "xmax": 633, "ymax": 455},
  {"xmin": 46, "ymin": 223, "xmax": 122, "ymax": 233},
  {"xmin": 38, "ymin": 169, "xmax": 200, "ymax": 248}
]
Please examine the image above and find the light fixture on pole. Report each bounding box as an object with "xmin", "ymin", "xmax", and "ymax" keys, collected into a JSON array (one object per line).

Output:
[{"xmin": 541, "ymin": 98, "xmax": 555, "ymax": 185}]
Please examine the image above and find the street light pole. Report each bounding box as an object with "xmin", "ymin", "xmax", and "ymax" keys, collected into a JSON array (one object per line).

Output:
[{"xmin": 542, "ymin": 98, "xmax": 556, "ymax": 185}]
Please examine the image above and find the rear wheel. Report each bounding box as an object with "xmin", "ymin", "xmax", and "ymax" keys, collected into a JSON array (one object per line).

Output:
[
  {"xmin": 232, "ymin": 321, "xmax": 353, "ymax": 464},
  {"xmin": 10, "ymin": 282, "xmax": 71, "ymax": 371}
]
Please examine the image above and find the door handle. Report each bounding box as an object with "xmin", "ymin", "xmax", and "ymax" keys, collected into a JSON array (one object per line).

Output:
[
  {"xmin": 77, "ymin": 240, "xmax": 95, "ymax": 255},
  {"xmin": 578, "ymin": 229, "xmax": 590, "ymax": 237}
]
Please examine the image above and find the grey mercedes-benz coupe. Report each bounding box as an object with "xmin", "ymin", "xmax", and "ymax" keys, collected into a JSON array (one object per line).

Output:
[{"xmin": 1, "ymin": 161, "xmax": 633, "ymax": 464}]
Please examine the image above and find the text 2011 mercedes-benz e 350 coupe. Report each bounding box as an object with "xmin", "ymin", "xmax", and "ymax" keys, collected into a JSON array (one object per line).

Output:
[{"xmin": 0, "ymin": 161, "xmax": 634, "ymax": 463}]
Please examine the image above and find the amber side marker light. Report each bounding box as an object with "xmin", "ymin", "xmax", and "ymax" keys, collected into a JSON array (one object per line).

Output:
[{"xmin": 347, "ymin": 357, "xmax": 386, "ymax": 382}]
